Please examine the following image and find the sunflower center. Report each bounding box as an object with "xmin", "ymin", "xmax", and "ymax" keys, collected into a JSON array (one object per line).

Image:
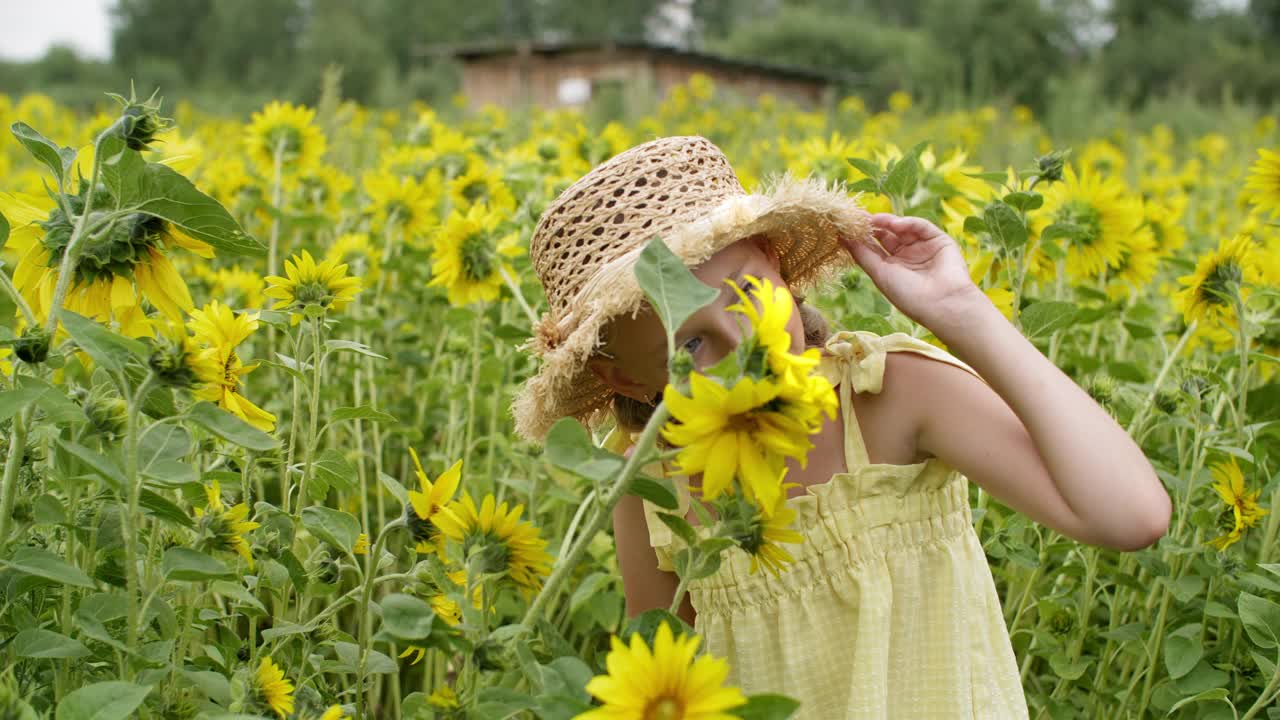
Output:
[
  {"xmin": 1055, "ymin": 200, "xmax": 1103, "ymax": 247},
  {"xmin": 726, "ymin": 412, "xmax": 762, "ymax": 434},
  {"xmin": 460, "ymin": 232, "xmax": 495, "ymax": 282},
  {"xmin": 461, "ymin": 180, "xmax": 488, "ymax": 204},
  {"xmin": 644, "ymin": 696, "xmax": 684, "ymax": 720},
  {"xmin": 265, "ymin": 124, "xmax": 303, "ymax": 160},
  {"xmin": 222, "ymin": 351, "xmax": 243, "ymax": 390},
  {"xmin": 384, "ymin": 201, "xmax": 411, "ymax": 227},
  {"xmin": 1197, "ymin": 259, "xmax": 1242, "ymax": 307}
]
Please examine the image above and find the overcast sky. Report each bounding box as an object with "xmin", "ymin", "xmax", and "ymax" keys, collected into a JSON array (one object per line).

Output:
[
  {"xmin": 0, "ymin": 0, "xmax": 1255, "ymax": 63},
  {"xmin": 0, "ymin": 0, "xmax": 113, "ymax": 61}
]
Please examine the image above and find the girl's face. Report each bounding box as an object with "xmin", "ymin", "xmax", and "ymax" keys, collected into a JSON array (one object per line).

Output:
[{"xmin": 586, "ymin": 235, "xmax": 805, "ymax": 403}]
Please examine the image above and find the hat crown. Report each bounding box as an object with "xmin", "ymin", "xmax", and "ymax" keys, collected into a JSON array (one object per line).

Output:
[{"xmin": 530, "ymin": 135, "xmax": 746, "ymax": 318}]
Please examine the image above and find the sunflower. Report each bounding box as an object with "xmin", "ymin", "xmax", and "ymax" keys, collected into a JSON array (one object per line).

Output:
[
  {"xmin": 576, "ymin": 620, "xmax": 748, "ymax": 720},
  {"xmin": 724, "ymin": 274, "xmax": 805, "ymax": 375},
  {"xmin": 325, "ymin": 232, "xmax": 381, "ymax": 284},
  {"xmin": 1030, "ymin": 164, "xmax": 1142, "ymax": 284},
  {"xmin": 362, "ymin": 170, "xmax": 440, "ymax": 242},
  {"xmin": 253, "ymin": 656, "xmax": 296, "ymax": 718},
  {"xmin": 263, "ymin": 250, "xmax": 362, "ymax": 326},
  {"xmin": 245, "ymin": 101, "xmax": 327, "ymax": 175},
  {"xmin": 0, "ymin": 189, "xmax": 214, "ymax": 337},
  {"xmin": 318, "ymin": 706, "xmax": 348, "ymax": 720},
  {"xmin": 1172, "ymin": 234, "xmax": 1264, "ymax": 332},
  {"xmin": 1244, "ymin": 147, "xmax": 1280, "ymax": 217},
  {"xmin": 1102, "ymin": 227, "xmax": 1161, "ymax": 301},
  {"xmin": 738, "ymin": 486, "xmax": 804, "ymax": 578},
  {"xmin": 406, "ymin": 449, "xmax": 463, "ymax": 556},
  {"xmin": 446, "ymin": 156, "xmax": 516, "ymax": 215},
  {"xmin": 660, "ymin": 373, "xmax": 810, "ymax": 514},
  {"xmin": 188, "ymin": 300, "xmax": 277, "ymax": 432},
  {"xmin": 428, "ymin": 204, "xmax": 524, "ymax": 307},
  {"xmin": 207, "ymin": 266, "xmax": 265, "ymax": 309},
  {"xmin": 287, "ymin": 164, "xmax": 353, "ymax": 217},
  {"xmin": 1205, "ymin": 458, "xmax": 1270, "ymax": 552},
  {"xmin": 426, "ymin": 685, "xmax": 460, "ymax": 710},
  {"xmin": 194, "ymin": 480, "xmax": 259, "ymax": 569},
  {"xmin": 431, "ymin": 491, "xmax": 555, "ymax": 596},
  {"xmin": 352, "ymin": 533, "xmax": 370, "ymax": 556}
]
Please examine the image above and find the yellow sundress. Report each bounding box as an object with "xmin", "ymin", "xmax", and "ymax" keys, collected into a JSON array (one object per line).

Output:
[{"xmin": 603, "ymin": 329, "xmax": 1030, "ymax": 719}]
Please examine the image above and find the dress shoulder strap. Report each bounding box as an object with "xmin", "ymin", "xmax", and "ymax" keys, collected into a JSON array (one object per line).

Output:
[{"xmin": 816, "ymin": 329, "xmax": 988, "ymax": 469}]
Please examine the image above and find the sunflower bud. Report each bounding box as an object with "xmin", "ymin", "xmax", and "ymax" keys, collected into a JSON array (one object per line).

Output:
[
  {"xmin": 83, "ymin": 391, "xmax": 129, "ymax": 442},
  {"xmin": 1154, "ymin": 388, "xmax": 1180, "ymax": 415},
  {"xmin": 1035, "ymin": 149, "xmax": 1070, "ymax": 184},
  {"xmin": 13, "ymin": 326, "xmax": 50, "ymax": 364},
  {"xmin": 107, "ymin": 86, "xmax": 173, "ymax": 151},
  {"xmin": 149, "ymin": 328, "xmax": 198, "ymax": 389},
  {"xmin": 669, "ymin": 347, "xmax": 696, "ymax": 387}
]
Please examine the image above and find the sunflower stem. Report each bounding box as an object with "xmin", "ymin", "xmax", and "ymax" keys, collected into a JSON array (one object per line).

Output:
[
  {"xmin": 0, "ymin": 268, "xmax": 37, "ymax": 328},
  {"xmin": 298, "ymin": 317, "xmax": 325, "ymax": 510},
  {"xmin": 498, "ymin": 264, "xmax": 539, "ymax": 327},
  {"xmin": 356, "ymin": 517, "xmax": 405, "ymax": 719},
  {"xmin": 1241, "ymin": 657, "xmax": 1280, "ymax": 720},
  {"xmin": 521, "ymin": 402, "xmax": 672, "ymax": 630},
  {"xmin": 0, "ymin": 403, "xmax": 30, "ymax": 551},
  {"xmin": 43, "ymin": 116, "xmax": 127, "ymax": 337},
  {"xmin": 1233, "ymin": 293, "xmax": 1250, "ymax": 436},
  {"xmin": 1127, "ymin": 318, "xmax": 1197, "ymax": 439},
  {"xmin": 122, "ymin": 371, "xmax": 156, "ymax": 679}
]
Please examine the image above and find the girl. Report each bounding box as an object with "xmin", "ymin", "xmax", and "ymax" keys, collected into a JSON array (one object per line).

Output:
[{"xmin": 511, "ymin": 135, "xmax": 1171, "ymax": 718}]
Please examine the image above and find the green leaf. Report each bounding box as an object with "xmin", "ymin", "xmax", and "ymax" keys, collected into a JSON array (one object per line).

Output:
[
  {"xmin": 379, "ymin": 471, "xmax": 409, "ymax": 506},
  {"xmin": 544, "ymin": 417, "xmax": 626, "ymax": 483},
  {"xmin": 0, "ymin": 386, "xmax": 42, "ymax": 423},
  {"xmin": 0, "ymin": 208, "xmax": 9, "ymax": 251},
  {"xmin": 962, "ymin": 216, "xmax": 989, "ymax": 237},
  {"xmin": 732, "ymin": 693, "xmax": 802, "ymax": 720},
  {"xmin": 330, "ymin": 405, "xmax": 397, "ymax": 424},
  {"xmin": 58, "ymin": 309, "xmax": 147, "ymax": 373},
  {"xmin": 301, "ymin": 506, "xmax": 360, "ymax": 554},
  {"xmin": 883, "ymin": 145, "xmax": 923, "ymax": 200},
  {"xmin": 16, "ymin": 375, "xmax": 85, "ymax": 425},
  {"xmin": 657, "ymin": 511, "xmax": 699, "ymax": 547},
  {"xmin": 568, "ymin": 572, "xmax": 614, "ymax": 615},
  {"xmin": 1238, "ymin": 591, "xmax": 1280, "ymax": 649},
  {"xmin": 845, "ymin": 157, "xmax": 882, "ymax": 181},
  {"xmin": 629, "ymin": 475, "xmax": 679, "ymax": 510},
  {"xmin": 56, "ymin": 439, "xmax": 126, "ymax": 492},
  {"xmin": 963, "ymin": 171, "xmax": 1012, "ymax": 185},
  {"xmin": 379, "ymin": 593, "xmax": 439, "ymax": 641},
  {"xmin": 55, "ymin": 681, "xmax": 152, "ymax": 720},
  {"xmin": 138, "ymin": 424, "xmax": 191, "ymax": 473},
  {"xmin": 1047, "ymin": 651, "xmax": 1091, "ymax": 680},
  {"xmin": 140, "ymin": 489, "xmax": 193, "ymax": 528},
  {"xmin": 1019, "ymin": 301, "xmax": 1079, "ymax": 339},
  {"xmin": 311, "ymin": 448, "xmax": 356, "ymax": 500},
  {"xmin": 982, "ymin": 201, "xmax": 1029, "ymax": 251},
  {"xmin": 11, "ymin": 628, "xmax": 90, "ymax": 659},
  {"xmin": 104, "ymin": 154, "xmax": 263, "ymax": 257},
  {"xmin": 186, "ymin": 401, "xmax": 278, "ymax": 451},
  {"xmin": 11, "ymin": 121, "xmax": 75, "ymax": 185},
  {"xmin": 1164, "ymin": 624, "xmax": 1203, "ymax": 679},
  {"xmin": 633, "ymin": 236, "xmax": 719, "ymax": 355},
  {"xmin": 162, "ymin": 548, "xmax": 233, "ymax": 581},
  {"xmin": 1166, "ymin": 688, "xmax": 1231, "ymax": 715},
  {"xmin": 1003, "ymin": 191, "xmax": 1044, "ymax": 212},
  {"xmin": 324, "ymin": 339, "xmax": 387, "ymax": 359}
]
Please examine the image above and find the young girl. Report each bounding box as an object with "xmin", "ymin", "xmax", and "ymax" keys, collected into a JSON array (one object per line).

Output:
[{"xmin": 511, "ymin": 135, "xmax": 1171, "ymax": 718}]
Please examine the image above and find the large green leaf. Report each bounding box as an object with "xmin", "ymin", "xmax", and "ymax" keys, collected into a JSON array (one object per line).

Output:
[
  {"xmin": 10, "ymin": 122, "xmax": 76, "ymax": 186},
  {"xmin": 4, "ymin": 547, "xmax": 95, "ymax": 588},
  {"xmin": 1239, "ymin": 591, "xmax": 1280, "ymax": 649},
  {"xmin": 58, "ymin": 310, "xmax": 147, "ymax": 373},
  {"xmin": 186, "ymin": 401, "xmax": 278, "ymax": 452},
  {"xmin": 162, "ymin": 548, "xmax": 233, "ymax": 582},
  {"xmin": 1019, "ymin": 301, "xmax": 1078, "ymax": 339},
  {"xmin": 378, "ymin": 593, "xmax": 440, "ymax": 642},
  {"xmin": 982, "ymin": 201, "xmax": 1029, "ymax": 251},
  {"xmin": 55, "ymin": 681, "xmax": 152, "ymax": 720},
  {"xmin": 11, "ymin": 629, "xmax": 90, "ymax": 659},
  {"xmin": 301, "ymin": 506, "xmax": 360, "ymax": 554},
  {"xmin": 633, "ymin": 236, "xmax": 718, "ymax": 356}
]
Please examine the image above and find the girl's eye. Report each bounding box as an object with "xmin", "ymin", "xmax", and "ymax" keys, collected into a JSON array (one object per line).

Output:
[{"xmin": 681, "ymin": 336, "xmax": 702, "ymax": 353}]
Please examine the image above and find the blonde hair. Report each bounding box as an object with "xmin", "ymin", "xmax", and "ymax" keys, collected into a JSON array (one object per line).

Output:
[{"xmin": 606, "ymin": 296, "xmax": 832, "ymax": 437}]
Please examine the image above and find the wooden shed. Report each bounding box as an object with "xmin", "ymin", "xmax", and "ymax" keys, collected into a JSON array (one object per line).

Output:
[{"xmin": 438, "ymin": 39, "xmax": 838, "ymax": 112}]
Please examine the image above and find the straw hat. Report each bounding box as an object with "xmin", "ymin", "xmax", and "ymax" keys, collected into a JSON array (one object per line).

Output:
[{"xmin": 511, "ymin": 135, "xmax": 875, "ymax": 443}]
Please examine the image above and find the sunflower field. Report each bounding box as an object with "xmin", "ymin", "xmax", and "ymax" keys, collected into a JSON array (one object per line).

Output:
[{"xmin": 0, "ymin": 74, "xmax": 1278, "ymax": 720}]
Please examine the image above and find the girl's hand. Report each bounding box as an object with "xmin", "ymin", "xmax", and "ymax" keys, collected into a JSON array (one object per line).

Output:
[{"xmin": 841, "ymin": 213, "xmax": 984, "ymax": 329}]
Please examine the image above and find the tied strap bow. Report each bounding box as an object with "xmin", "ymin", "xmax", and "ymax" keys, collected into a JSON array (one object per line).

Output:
[{"xmin": 817, "ymin": 330, "xmax": 890, "ymax": 395}]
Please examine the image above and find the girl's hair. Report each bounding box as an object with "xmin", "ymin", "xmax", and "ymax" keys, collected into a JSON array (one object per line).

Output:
[{"xmin": 606, "ymin": 295, "xmax": 832, "ymax": 436}]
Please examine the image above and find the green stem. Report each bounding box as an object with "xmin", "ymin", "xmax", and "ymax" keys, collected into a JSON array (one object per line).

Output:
[
  {"xmin": 356, "ymin": 518, "xmax": 405, "ymax": 719},
  {"xmin": 1233, "ymin": 293, "xmax": 1250, "ymax": 435},
  {"xmin": 43, "ymin": 116, "xmax": 127, "ymax": 337},
  {"xmin": 1127, "ymin": 318, "xmax": 1198, "ymax": 439},
  {"xmin": 298, "ymin": 317, "xmax": 325, "ymax": 509},
  {"xmin": 1240, "ymin": 656, "xmax": 1280, "ymax": 720},
  {"xmin": 122, "ymin": 372, "xmax": 157, "ymax": 678},
  {"xmin": 521, "ymin": 402, "xmax": 672, "ymax": 630},
  {"xmin": 284, "ymin": 328, "xmax": 304, "ymax": 515},
  {"xmin": 0, "ymin": 269, "xmax": 37, "ymax": 328},
  {"xmin": 0, "ymin": 404, "xmax": 29, "ymax": 550},
  {"xmin": 463, "ymin": 308, "xmax": 482, "ymax": 494}
]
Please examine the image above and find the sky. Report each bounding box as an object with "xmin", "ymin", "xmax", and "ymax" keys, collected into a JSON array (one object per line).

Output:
[{"xmin": 0, "ymin": 0, "xmax": 113, "ymax": 61}]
